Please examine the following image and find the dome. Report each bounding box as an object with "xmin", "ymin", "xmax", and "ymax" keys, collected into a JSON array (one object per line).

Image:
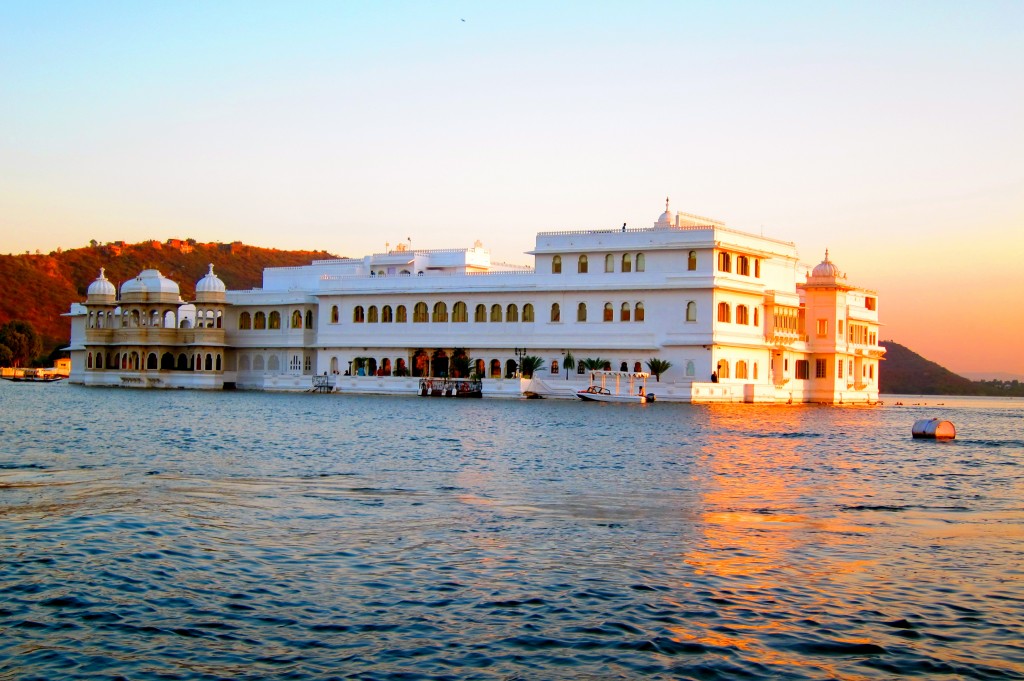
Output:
[
  {"xmin": 119, "ymin": 269, "xmax": 181, "ymax": 302},
  {"xmin": 195, "ymin": 264, "xmax": 226, "ymax": 302},
  {"xmin": 655, "ymin": 196, "xmax": 674, "ymax": 228},
  {"xmin": 811, "ymin": 250, "xmax": 843, "ymax": 279},
  {"xmin": 86, "ymin": 268, "xmax": 116, "ymax": 302}
]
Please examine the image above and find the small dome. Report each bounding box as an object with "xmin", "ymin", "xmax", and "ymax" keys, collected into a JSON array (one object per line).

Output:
[
  {"xmin": 87, "ymin": 268, "xmax": 116, "ymax": 300},
  {"xmin": 811, "ymin": 250, "xmax": 843, "ymax": 279},
  {"xmin": 655, "ymin": 196, "xmax": 674, "ymax": 228},
  {"xmin": 196, "ymin": 264, "xmax": 226, "ymax": 294},
  {"xmin": 120, "ymin": 269, "xmax": 181, "ymax": 301}
]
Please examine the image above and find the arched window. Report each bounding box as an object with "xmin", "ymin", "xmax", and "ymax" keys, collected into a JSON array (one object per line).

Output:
[
  {"xmin": 753, "ymin": 308, "xmax": 759, "ymax": 326},
  {"xmin": 717, "ymin": 252, "xmax": 731, "ymax": 273},
  {"xmin": 755, "ymin": 260, "xmax": 761, "ymax": 278},
  {"xmin": 239, "ymin": 354, "xmax": 249, "ymax": 371},
  {"xmin": 396, "ymin": 305, "xmax": 408, "ymax": 323},
  {"xmin": 382, "ymin": 305, "xmax": 393, "ymax": 323},
  {"xmin": 550, "ymin": 303, "xmax": 560, "ymax": 322},
  {"xmin": 475, "ymin": 304, "xmax": 487, "ymax": 322},
  {"xmin": 268, "ymin": 355, "xmax": 280, "ymax": 372},
  {"xmin": 688, "ymin": 251, "xmax": 697, "ymax": 271},
  {"xmin": 269, "ymin": 311, "xmax": 281, "ymax": 329},
  {"xmin": 96, "ymin": 353, "xmax": 104, "ymax": 369},
  {"xmin": 577, "ymin": 302, "xmax": 587, "ymax": 322},
  {"xmin": 552, "ymin": 255, "xmax": 562, "ymax": 274},
  {"xmin": 87, "ymin": 353, "xmax": 93, "ymax": 369},
  {"xmin": 305, "ymin": 310, "xmax": 313, "ymax": 329},
  {"xmin": 685, "ymin": 360, "xmax": 695, "ymax": 377},
  {"xmin": 453, "ymin": 301, "xmax": 468, "ymax": 322},
  {"xmin": 177, "ymin": 353, "xmax": 188, "ymax": 370},
  {"xmin": 506, "ymin": 304, "xmax": 518, "ymax": 322},
  {"xmin": 490, "ymin": 304, "xmax": 502, "ymax": 323},
  {"xmin": 736, "ymin": 361, "xmax": 748, "ymax": 379},
  {"xmin": 353, "ymin": 306, "xmax": 365, "ymax": 323},
  {"xmin": 620, "ymin": 302, "xmax": 630, "ymax": 322},
  {"xmin": 753, "ymin": 363, "xmax": 759, "ymax": 380},
  {"xmin": 578, "ymin": 255, "xmax": 589, "ymax": 273},
  {"xmin": 551, "ymin": 360, "xmax": 559, "ymax": 374},
  {"xmin": 239, "ymin": 311, "xmax": 251, "ymax": 329},
  {"xmin": 254, "ymin": 311, "xmax": 266, "ymax": 329},
  {"xmin": 603, "ymin": 303, "xmax": 614, "ymax": 322},
  {"xmin": 161, "ymin": 352, "xmax": 174, "ymax": 370},
  {"xmin": 736, "ymin": 305, "xmax": 749, "ymax": 325},
  {"xmin": 413, "ymin": 302, "xmax": 428, "ymax": 322},
  {"xmin": 522, "ymin": 303, "xmax": 534, "ymax": 322},
  {"xmin": 717, "ymin": 302, "xmax": 731, "ymax": 323},
  {"xmin": 216, "ymin": 355, "xmax": 222, "ymax": 371},
  {"xmin": 717, "ymin": 359, "xmax": 730, "ymax": 379},
  {"xmin": 634, "ymin": 361, "xmax": 643, "ymax": 373},
  {"xmin": 368, "ymin": 306, "xmax": 379, "ymax": 323},
  {"xmin": 147, "ymin": 353, "xmax": 158, "ymax": 370},
  {"xmin": 686, "ymin": 301, "xmax": 697, "ymax": 322},
  {"xmin": 605, "ymin": 254, "xmax": 614, "ymax": 272},
  {"xmin": 432, "ymin": 302, "xmax": 448, "ymax": 322},
  {"xmin": 621, "ymin": 253, "xmax": 632, "ymax": 273},
  {"xmin": 253, "ymin": 355, "xmax": 264, "ymax": 371},
  {"xmin": 291, "ymin": 310, "xmax": 302, "ymax": 328},
  {"xmin": 737, "ymin": 256, "xmax": 750, "ymax": 276},
  {"xmin": 636, "ymin": 253, "xmax": 645, "ymax": 272},
  {"xmin": 634, "ymin": 302, "xmax": 644, "ymax": 322},
  {"xmin": 490, "ymin": 359, "xmax": 502, "ymax": 378},
  {"xmin": 330, "ymin": 305, "xmax": 339, "ymax": 323}
]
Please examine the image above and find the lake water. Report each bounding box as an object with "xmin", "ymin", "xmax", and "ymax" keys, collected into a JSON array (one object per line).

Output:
[{"xmin": 1, "ymin": 382, "xmax": 1022, "ymax": 680}]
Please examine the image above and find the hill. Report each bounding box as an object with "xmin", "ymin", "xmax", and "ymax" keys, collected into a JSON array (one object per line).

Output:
[
  {"xmin": 0, "ymin": 239, "xmax": 336, "ymax": 355},
  {"xmin": 880, "ymin": 340, "xmax": 1023, "ymax": 397}
]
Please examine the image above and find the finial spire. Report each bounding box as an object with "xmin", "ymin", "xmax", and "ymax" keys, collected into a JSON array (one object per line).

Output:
[
  {"xmin": 665, "ymin": 196, "xmax": 670, "ymax": 212},
  {"xmin": 824, "ymin": 249, "xmax": 830, "ymax": 262},
  {"xmin": 99, "ymin": 267, "xmax": 106, "ymax": 278},
  {"xmin": 207, "ymin": 263, "xmax": 215, "ymax": 275}
]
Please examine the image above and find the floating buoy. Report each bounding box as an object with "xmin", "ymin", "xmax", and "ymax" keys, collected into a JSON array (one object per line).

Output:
[{"xmin": 912, "ymin": 418, "xmax": 956, "ymax": 439}]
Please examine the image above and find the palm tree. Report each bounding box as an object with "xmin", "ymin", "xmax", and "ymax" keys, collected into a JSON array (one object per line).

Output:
[
  {"xmin": 563, "ymin": 351, "xmax": 575, "ymax": 380},
  {"xmin": 581, "ymin": 357, "xmax": 610, "ymax": 371},
  {"xmin": 519, "ymin": 355, "xmax": 546, "ymax": 378},
  {"xmin": 646, "ymin": 357, "xmax": 673, "ymax": 382}
]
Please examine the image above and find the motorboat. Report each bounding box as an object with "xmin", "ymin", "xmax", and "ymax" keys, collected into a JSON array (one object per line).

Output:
[{"xmin": 576, "ymin": 370, "xmax": 652, "ymax": 403}]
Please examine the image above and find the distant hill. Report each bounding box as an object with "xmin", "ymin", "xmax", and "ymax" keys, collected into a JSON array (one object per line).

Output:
[
  {"xmin": 880, "ymin": 341, "xmax": 1023, "ymax": 397},
  {"xmin": 0, "ymin": 239, "xmax": 336, "ymax": 355}
]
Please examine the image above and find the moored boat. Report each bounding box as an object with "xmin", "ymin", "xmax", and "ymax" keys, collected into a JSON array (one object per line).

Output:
[{"xmin": 577, "ymin": 371, "xmax": 651, "ymax": 403}]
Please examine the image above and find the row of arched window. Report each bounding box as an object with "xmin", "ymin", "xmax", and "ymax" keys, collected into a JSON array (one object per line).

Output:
[
  {"xmin": 716, "ymin": 302, "xmax": 760, "ymax": 326},
  {"xmin": 717, "ymin": 252, "xmax": 761, "ymax": 277},
  {"xmin": 86, "ymin": 308, "xmax": 223, "ymax": 329},
  {"xmin": 86, "ymin": 351, "xmax": 222, "ymax": 371},
  {"xmin": 551, "ymin": 252, "xmax": 648, "ymax": 274},
  {"xmin": 715, "ymin": 359, "xmax": 759, "ymax": 380},
  {"xmin": 238, "ymin": 310, "xmax": 314, "ymax": 330},
  {"xmin": 336, "ymin": 301, "xmax": 652, "ymax": 324}
]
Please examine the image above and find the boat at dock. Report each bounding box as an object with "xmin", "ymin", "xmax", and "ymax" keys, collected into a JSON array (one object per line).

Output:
[
  {"xmin": 418, "ymin": 377, "xmax": 483, "ymax": 398},
  {"xmin": 1, "ymin": 368, "xmax": 67, "ymax": 383},
  {"xmin": 577, "ymin": 371, "xmax": 652, "ymax": 403}
]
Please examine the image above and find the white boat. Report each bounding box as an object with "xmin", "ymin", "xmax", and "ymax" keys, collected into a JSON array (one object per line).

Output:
[{"xmin": 576, "ymin": 370, "xmax": 651, "ymax": 403}]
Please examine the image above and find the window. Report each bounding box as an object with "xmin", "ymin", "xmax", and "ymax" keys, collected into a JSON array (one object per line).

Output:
[
  {"xmin": 305, "ymin": 310, "xmax": 313, "ymax": 329},
  {"xmin": 688, "ymin": 251, "xmax": 697, "ymax": 271},
  {"xmin": 506, "ymin": 304, "xmax": 519, "ymax": 322},
  {"xmin": 239, "ymin": 311, "xmax": 251, "ymax": 329},
  {"xmin": 717, "ymin": 252, "xmax": 731, "ymax": 273},
  {"xmin": 396, "ymin": 305, "xmax": 408, "ymax": 323},
  {"xmin": 552, "ymin": 255, "xmax": 562, "ymax": 274},
  {"xmin": 577, "ymin": 302, "xmax": 587, "ymax": 322},
  {"xmin": 490, "ymin": 304, "xmax": 502, "ymax": 322},
  {"xmin": 304, "ymin": 355, "xmax": 311, "ymax": 371},
  {"xmin": 717, "ymin": 302, "xmax": 731, "ymax": 323},
  {"xmin": 795, "ymin": 360, "xmax": 809, "ymax": 380},
  {"xmin": 577, "ymin": 362, "xmax": 586, "ymax": 375},
  {"xmin": 717, "ymin": 360, "xmax": 730, "ymax": 378},
  {"xmin": 737, "ymin": 256, "xmax": 749, "ymax": 276},
  {"xmin": 368, "ymin": 306, "xmax": 379, "ymax": 323},
  {"xmin": 578, "ymin": 255, "xmax": 588, "ymax": 273},
  {"xmin": 453, "ymin": 301, "xmax": 468, "ymax": 322},
  {"xmin": 816, "ymin": 359, "xmax": 827, "ymax": 378},
  {"xmin": 551, "ymin": 360, "xmax": 559, "ymax": 375},
  {"xmin": 838, "ymin": 359, "xmax": 844, "ymax": 378},
  {"xmin": 736, "ymin": 305, "xmax": 749, "ymax": 325},
  {"xmin": 269, "ymin": 311, "xmax": 281, "ymax": 329},
  {"xmin": 686, "ymin": 301, "xmax": 697, "ymax": 322},
  {"xmin": 353, "ymin": 306, "xmax": 365, "ymax": 323},
  {"xmin": 838, "ymin": 320, "xmax": 844, "ymax": 336},
  {"xmin": 817, "ymin": 319, "xmax": 828, "ymax": 336},
  {"xmin": 636, "ymin": 253, "xmax": 645, "ymax": 272},
  {"xmin": 432, "ymin": 302, "xmax": 448, "ymax": 323},
  {"xmin": 634, "ymin": 302, "xmax": 644, "ymax": 322},
  {"xmin": 605, "ymin": 254, "xmax": 614, "ymax": 272},
  {"xmin": 604, "ymin": 303, "xmax": 614, "ymax": 322},
  {"xmin": 523, "ymin": 303, "xmax": 534, "ymax": 322},
  {"xmin": 755, "ymin": 260, "xmax": 761, "ymax": 278},
  {"xmin": 330, "ymin": 306, "xmax": 339, "ymax": 324},
  {"xmin": 475, "ymin": 304, "xmax": 487, "ymax": 322},
  {"xmin": 685, "ymin": 360, "xmax": 695, "ymax": 377},
  {"xmin": 382, "ymin": 305, "xmax": 393, "ymax": 323},
  {"xmin": 621, "ymin": 253, "xmax": 632, "ymax": 273},
  {"xmin": 290, "ymin": 355, "xmax": 301, "ymax": 371},
  {"xmin": 865, "ymin": 297, "xmax": 877, "ymax": 311},
  {"xmin": 736, "ymin": 361, "xmax": 748, "ymax": 379},
  {"xmin": 413, "ymin": 302, "xmax": 428, "ymax": 322},
  {"xmin": 254, "ymin": 311, "xmax": 266, "ymax": 329},
  {"xmin": 551, "ymin": 303, "xmax": 561, "ymax": 322},
  {"xmin": 620, "ymin": 302, "xmax": 630, "ymax": 322},
  {"xmin": 754, "ymin": 308, "xmax": 759, "ymax": 326},
  {"xmin": 291, "ymin": 310, "xmax": 302, "ymax": 328}
]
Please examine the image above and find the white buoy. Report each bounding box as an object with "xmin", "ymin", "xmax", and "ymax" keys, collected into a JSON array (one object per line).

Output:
[{"xmin": 912, "ymin": 418, "xmax": 956, "ymax": 439}]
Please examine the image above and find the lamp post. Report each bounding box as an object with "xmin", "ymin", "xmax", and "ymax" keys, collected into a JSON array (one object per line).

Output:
[{"xmin": 514, "ymin": 347, "xmax": 527, "ymax": 378}]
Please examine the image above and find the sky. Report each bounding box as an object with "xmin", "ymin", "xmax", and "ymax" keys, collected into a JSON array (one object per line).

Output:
[{"xmin": 2, "ymin": 1, "xmax": 1022, "ymax": 377}]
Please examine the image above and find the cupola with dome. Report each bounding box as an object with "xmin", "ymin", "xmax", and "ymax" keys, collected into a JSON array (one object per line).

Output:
[
  {"xmin": 195, "ymin": 264, "xmax": 227, "ymax": 303},
  {"xmin": 119, "ymin": 269, "xmax": 182, "ymax": 304},
  {"xmin": 86, "ymin": 268, "xmax": 117, "ymax": 304}
]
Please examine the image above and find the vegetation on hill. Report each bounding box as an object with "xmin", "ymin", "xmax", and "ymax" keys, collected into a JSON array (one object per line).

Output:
[
  {"xmin": 880, "ymin": 341, "xmax": 1023, "ymax": 397},
  {"xmin": 0, "ymin": 239, "xmax": 336, "ymax": 358}
]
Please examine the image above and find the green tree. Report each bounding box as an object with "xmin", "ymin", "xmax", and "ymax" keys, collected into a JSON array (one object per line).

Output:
[
  {"xmin": 646, "ymin": 357, "xmax": 673, "ymax": 382},
  {"xmin": 0, "ymin": 344, "xmax": 12, "ymax": 368},
  {"xmin": 519, "ymin": 355, "xmax": 546, "ymax": 378},
  {"xmin": 581, "ymin": 357, "xmax": 610, "ymax": 371},
  {"xmin": 0, "ymin": 320, "xmax": 42, "ymax": 367},
  {"xmin": 563, "ymin": 351, "xmax": 575, "ymax": 380}
]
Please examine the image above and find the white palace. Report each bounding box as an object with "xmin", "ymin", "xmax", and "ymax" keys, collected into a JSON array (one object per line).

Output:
[{"xmin": 65, "ymin": 201, "xmax": 885, "ymax": 403}]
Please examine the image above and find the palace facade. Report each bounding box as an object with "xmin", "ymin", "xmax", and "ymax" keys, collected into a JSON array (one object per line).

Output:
[{"xmin": 65, "ymin": 202, "xmax": 885, "ymax": 403}]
